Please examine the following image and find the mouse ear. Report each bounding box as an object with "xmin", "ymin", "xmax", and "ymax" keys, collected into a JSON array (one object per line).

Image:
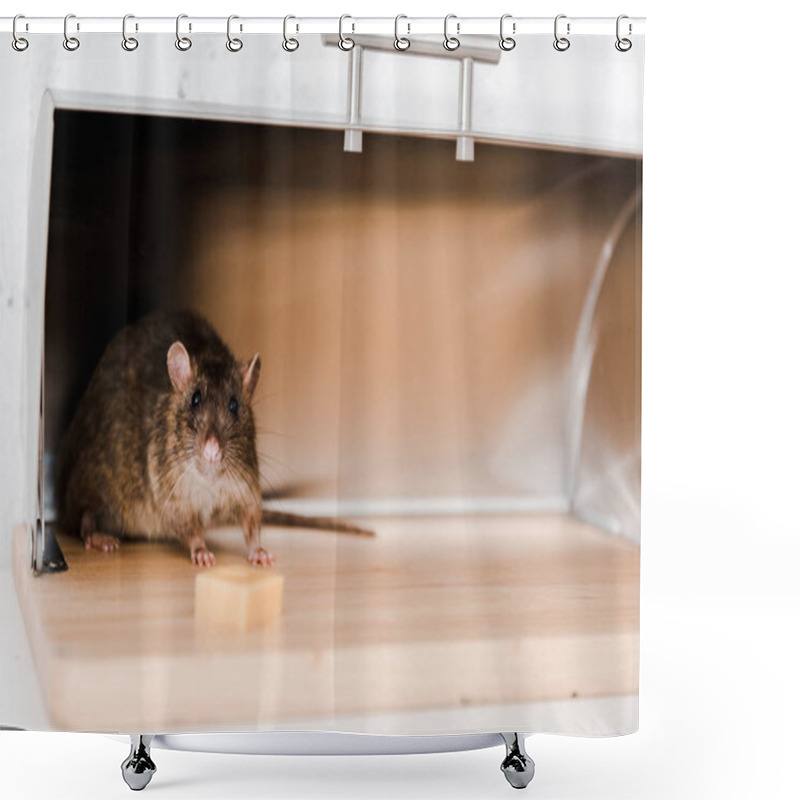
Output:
[
  {"xmin": 167, "ymin": 341, "xmax": 193, "ymax": 393},
  {"xmin": 241, "ymin": 353, "xmax": 261, "ymax": 400}
]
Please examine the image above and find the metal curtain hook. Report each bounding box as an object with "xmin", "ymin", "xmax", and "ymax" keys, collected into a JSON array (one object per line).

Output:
[
  {"xmin": 12, "ymin": 14, "xmax": 29, "ymax": 51},
  {"xmin": 443, "ymin": 13, "xmax": 460, "ymax": 51},
  {"xmin": 226, "ymin": 15, "xmax": 243, "ymax": 51},
  {"xmin": 553, "ymin": 14, "xmax": 570, "ymax": 51},
  {"xmin": 339, "ymin": 14, "xmax": 355, "ymax": 51},
  {"xmin": 175, "ymin": 14, "xmax": 192, "ymax": 50},
  {"xmin": 63, "ymin": 13, "xmax": 80, "ymax": 51},
  {"xmin": 394, "ymin": 14, "xmax": 410, "ymax": 50},
  {"xmin": 615, "ymin": 14, "xmax": 632, "ymax": 51},
  {"xmin": 283, "ymin": 15, "xmax": 299, "ymax": 51},
  {"xmin": 500, "ymin": 14, "xmax": 516, "ymax": 51},
  {"xmin": 122, "ymin": 14, "xmax": 138, "ymax": 51}
]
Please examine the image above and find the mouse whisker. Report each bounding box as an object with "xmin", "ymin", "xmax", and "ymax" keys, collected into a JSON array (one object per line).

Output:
[
  {"xmin": 255, "ymin": 451, "xmax": 293, "ymax": 472},
  {"xmin": 254, "ymin": 458, "xmax": 292, "ymax": 492},
  {"xmin": 253, "ymin": 427, "xmax": 294, "ymax": 440},
  {"xmin": 260, "ymin": 474, "xmax": 279, "ymax": 502},
  {"xmin": 250, "ymin": 441, "xmax": 290, "ymax": 458},
  {"xmin": 223, "ymin": 467, "xmax": 247, "ymax": 518},
  {"xmin": 157, "ymin": 462, "xmax": 193, "ymax": 534},
  {"xmin": 249, "ymin": 389, "xmax": 282, "ymax": 407},
  {"xmin": 256, "ymin": 454, "xmax": 298, "ymax": 473},
  {"xmin": 224, "ymin": 462, "xmax": 260, "ymax": 517}
]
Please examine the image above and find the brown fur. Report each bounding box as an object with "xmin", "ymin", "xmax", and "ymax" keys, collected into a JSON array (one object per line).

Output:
[
  {"xmin": 57, "ymin": 311, "xmax": 267, "ymax": 566},
  {"xmin": 58, "ymin": 311, "xmax": 373, "ymax": 566}
]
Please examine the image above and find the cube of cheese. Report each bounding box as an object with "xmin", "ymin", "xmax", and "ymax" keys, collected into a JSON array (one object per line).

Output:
[{"xmin": 194, "ymin": 565, "xmax": 284, "ymax": 632}]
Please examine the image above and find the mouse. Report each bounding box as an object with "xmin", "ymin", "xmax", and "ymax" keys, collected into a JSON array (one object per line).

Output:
[{"xmin": 56, "ymin": 310, "xmax": 372, "ymax": 568}]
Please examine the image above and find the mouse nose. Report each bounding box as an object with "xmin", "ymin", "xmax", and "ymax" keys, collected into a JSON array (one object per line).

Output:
[{"xmin": 203, "ymin": 436, "xmax": 221, "ymax": 464}]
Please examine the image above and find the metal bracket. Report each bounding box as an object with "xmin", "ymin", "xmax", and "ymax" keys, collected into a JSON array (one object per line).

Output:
[{"xmin": 31, "ymin": 331, "xmax": 68, "ymax": 574}]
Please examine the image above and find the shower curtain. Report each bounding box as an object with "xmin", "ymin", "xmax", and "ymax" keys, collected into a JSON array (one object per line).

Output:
[{"xmin": 0, "ymin": 15, "xmax": 644, "ymax": 745}]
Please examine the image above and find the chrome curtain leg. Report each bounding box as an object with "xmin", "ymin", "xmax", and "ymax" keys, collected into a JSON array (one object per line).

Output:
[
  {"xmin": 121, "ymin": 735, "xmax": 157, "ymax": 791},
  {"xmin": 500, "ymin": 732, "xmax": 535, "ymax": 789}
]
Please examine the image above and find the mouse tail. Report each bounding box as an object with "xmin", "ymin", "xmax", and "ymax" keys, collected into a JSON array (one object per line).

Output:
[{"xmin": 261, "ymin": 509, "xmax": 375, "ymax": 537}]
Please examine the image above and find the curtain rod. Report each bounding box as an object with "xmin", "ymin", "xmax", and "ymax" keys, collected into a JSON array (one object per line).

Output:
[{"xmin": 0, "ymin": 16, "xmax": 646, "ymax": 37}]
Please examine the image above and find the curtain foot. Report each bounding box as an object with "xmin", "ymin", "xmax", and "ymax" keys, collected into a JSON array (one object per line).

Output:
[
  {"xmin": 121, "ymin": 735, "xmax": 156, "ymax": 791},
  {"xmin": 500, "ymin": 733, "xmax": 535, "ymax": 789}
]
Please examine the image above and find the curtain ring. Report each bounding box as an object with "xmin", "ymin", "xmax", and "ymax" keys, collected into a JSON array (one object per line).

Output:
[
  {"xmin": 122, "ymin": 14, "xmax": 138, "ymax": 51},
  {"xmin": 394, "ymin": 14, "xmax": 410, "ymax": 51},
  {"xmin": 553, "ymin": 14, "xmax": 570, "ymax": 52},
  {"xmin": 499, "ymin": 14, "xmax": 516, "ymax": 51},
  {"xmin": 12, "ymin": 14, "xmax": 29, "ymax": 52},
  {"xmin": 615, "ymin": 14, "xmax": 632, "ymax": 51},
  {"xmin": 63, "ymin": 13, "xmax": 80, "ymax": 51},
  {"xmin": 283, "ymin": 15, "xmax": 299, "ymax": 51},
  {"xmin": 338, "ymin": 14, "xmax": 355, "ymax": 51},
  {"xmin": 175, "ymin": 14, "xmax": 192, "ymax": 51},
  {"xmin": 226, "ymin": 15, "xmax": 243, "ymax": 52},
  {"xmin": 443, "ymin": 13, "xmax": 460, "ymax": 51}
]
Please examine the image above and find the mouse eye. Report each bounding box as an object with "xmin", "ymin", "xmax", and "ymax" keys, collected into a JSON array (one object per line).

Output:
[
  {"xmin": 229, "ymin": 397, "xmax": 239, "ymax": 417},
  {"xmin": 191, "ymin": 389, "xmax": 202, "ymax": 409}
]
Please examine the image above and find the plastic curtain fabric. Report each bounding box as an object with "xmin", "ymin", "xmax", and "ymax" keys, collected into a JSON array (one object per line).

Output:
[{"xmin": 1, "ymin": 24, "xmax": 643, "ymax": 740}]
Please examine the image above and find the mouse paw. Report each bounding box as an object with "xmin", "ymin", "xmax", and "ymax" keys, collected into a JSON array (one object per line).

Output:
[
  {"xmin": 84, "ymin": 532, "xmax": 120, "ymax": 552},
  {"xmin": 192, "ymin": 548, "xmax": 216, "ymax": 568},
  {"xmin": 248, "ymin": 547, "xmax": 275, "ymax": 568}
]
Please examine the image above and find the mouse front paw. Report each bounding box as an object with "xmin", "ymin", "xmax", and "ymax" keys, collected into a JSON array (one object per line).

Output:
[
  {"xmin": 191, "ymin": 547, "xmax": 216, "ymax": 567},
  {"xmin": 248, "ymin": 547, "xmax": 275, "ymax": 567},
  {"xmin": 84, "ymin": 532, "xmax": 120, "ymax": 552}
]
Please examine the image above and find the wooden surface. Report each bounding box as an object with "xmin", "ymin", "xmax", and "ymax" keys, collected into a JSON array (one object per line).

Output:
[{"xmin": 12, "ymin": 514, "xmax": 639, "ymax": 733}]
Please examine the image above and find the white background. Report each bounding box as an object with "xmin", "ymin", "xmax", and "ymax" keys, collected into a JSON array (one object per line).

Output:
[{"xmin": 2, "ymin": 1, "xmax": 799, "ymax": 799}]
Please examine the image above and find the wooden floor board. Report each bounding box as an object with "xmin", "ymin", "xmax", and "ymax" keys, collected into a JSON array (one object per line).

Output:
[{"xmin": 12, "ymin": 514, "xmax": 639, "ymax": 732}]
